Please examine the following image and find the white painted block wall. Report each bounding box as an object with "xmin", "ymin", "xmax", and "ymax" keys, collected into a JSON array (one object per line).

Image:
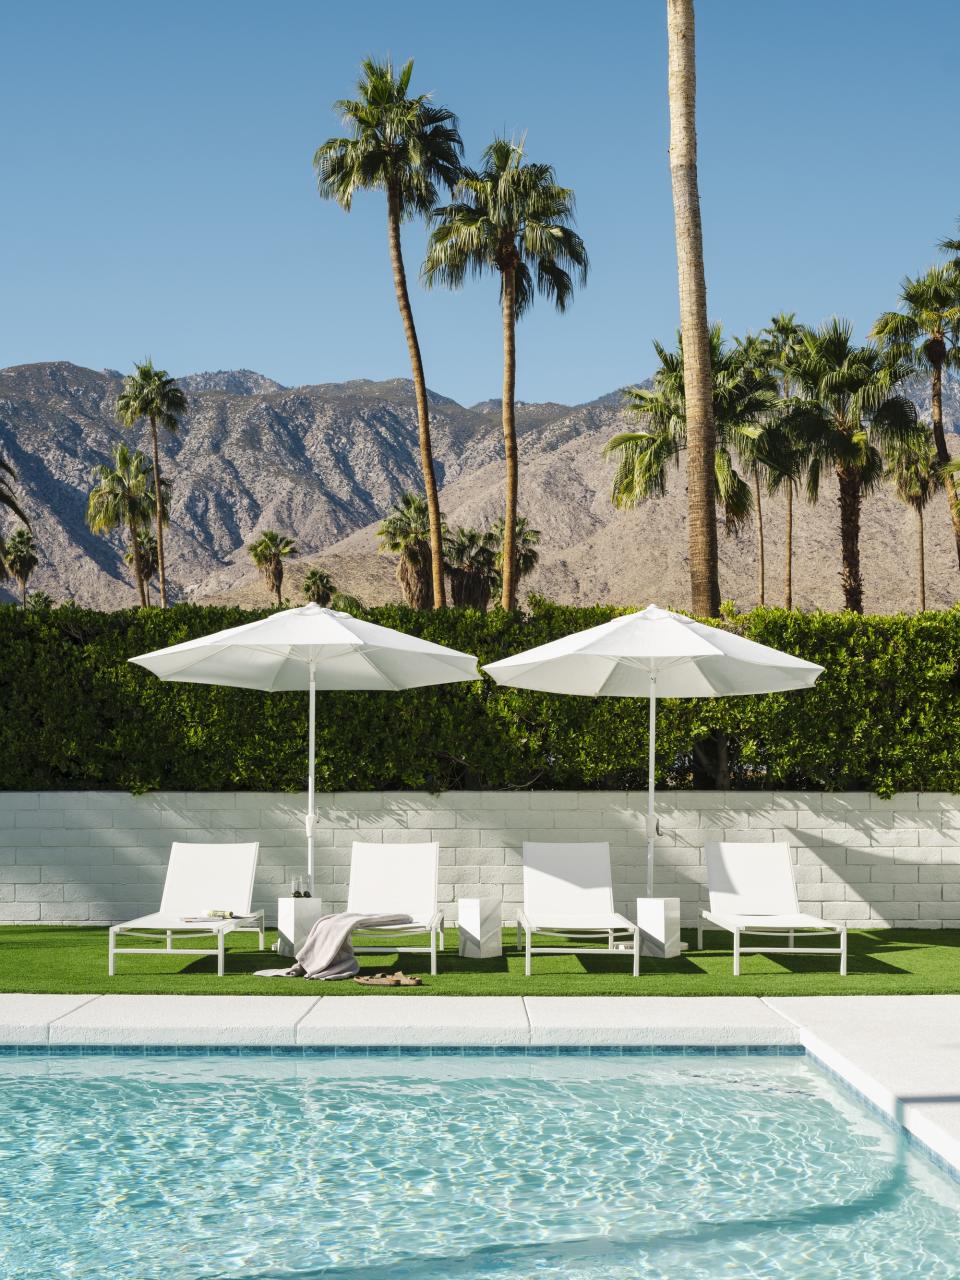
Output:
[{"xmin": 1, "ymin": 790, "xmax": 959, "ymax": 928}]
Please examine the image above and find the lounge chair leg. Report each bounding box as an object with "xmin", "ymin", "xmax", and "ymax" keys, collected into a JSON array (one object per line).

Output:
[
  {"xmin": 788, "ymin": 930, "xmax": 794, "ymax": 948},
  {"xmin": 697, "ymin": 921, "xmax": 704, "ymax": 951},
  {"xmin": 525, "ymin": 929, "xmax": 532, "ymax": 978},
  {"xmin": 217, "ymin": 932, "xmax": 225, "ymax": 978},
  {"xmin": 516, "ymin": 920, "xmax": 523, "ymax": 951},
  {"xmin": 430, "ymin": 930, "xmax": 437, "ymax": 977},
  {"xmin": 258, "ymin": 914, "xmax": 265, "ymax": 949},
  {"xmin": 608, "ymin": 929, "xmax": 614, "ymax": 950},
  {"xmin": 166, "ymin": 929, "xmax": 173, "ymax": 953},
  {"xmin": 108, "ymin": 927, "xmax": 116, "ymax": 977},
  {"xmin": 633, "ymin": 927, "xmax": 640, "ymax": 978},
  {"xmin": 840, "ymin": 927, "xmax": 848, "ymax": 976},
  {"xmin": 733, "ymin": 928, "xmax": 741, "ymax": 978}
]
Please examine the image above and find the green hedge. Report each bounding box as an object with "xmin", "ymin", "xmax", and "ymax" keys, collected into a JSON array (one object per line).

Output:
[{"xmin": 1, "ymin": 601, "xmax": 959, "ymax": 795}]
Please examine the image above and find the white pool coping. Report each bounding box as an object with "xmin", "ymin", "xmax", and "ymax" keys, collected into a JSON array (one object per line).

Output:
[{"xmin": 1, "ymin": 993, "xmax": 958, "ymax": 1176}]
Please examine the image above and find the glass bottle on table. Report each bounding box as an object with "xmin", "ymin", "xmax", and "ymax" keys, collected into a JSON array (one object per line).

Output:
[{"xmin": 291, "ymin": 877, "xmax": 303, "ymax": 899}]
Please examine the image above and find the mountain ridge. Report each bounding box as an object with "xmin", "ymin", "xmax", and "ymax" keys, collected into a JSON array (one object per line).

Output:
[{"xmin": 1, "ymin": 359, "xmax": 959, "ymax": 614}]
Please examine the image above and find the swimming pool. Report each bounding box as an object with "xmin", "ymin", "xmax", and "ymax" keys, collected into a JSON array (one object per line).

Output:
[{"xmin": 0, "ymin": 1052, "xmax": 957, "ymax": 1279}]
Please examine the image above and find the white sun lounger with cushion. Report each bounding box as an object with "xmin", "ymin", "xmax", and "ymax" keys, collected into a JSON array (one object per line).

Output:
[
  {"xmin": 699, "ymin": 841, "xmax": 847, "ymax": 976},
  {"xmin": 346, "ymin": 841, "xmax": 445, "ymax": 975},
  {"xmin": 108, "ymin": 841, "xmax": 264, "ymax": 977},
  {"xmin": 517, "ymin": 842, "xmax": 640, "ymax": 977}
]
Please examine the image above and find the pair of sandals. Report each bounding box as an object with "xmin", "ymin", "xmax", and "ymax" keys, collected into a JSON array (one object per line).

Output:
[{"xmin": 354, "ymin": 970, "xmax": 422, "ymax": 987}]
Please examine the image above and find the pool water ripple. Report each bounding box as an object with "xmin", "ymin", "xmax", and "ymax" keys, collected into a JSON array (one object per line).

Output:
[{"xmin": 0, "ymin": 1055, "xmax": 957, "ymax": 1279}]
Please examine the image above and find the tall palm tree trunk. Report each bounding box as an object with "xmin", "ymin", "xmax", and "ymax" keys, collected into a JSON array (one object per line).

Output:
[
  {"xmin": 930, "ymin": 362, "xmax": 960, "ymax": 572},
  {"xmin": 837, "ymin": 466, "xmax": 863, "ymax": 613},
  {"xmin": 666, "ymin": 0, "xmax": 720, "ymax": 617},
  {"xmin": 500, "ymin": 266, "xmax": 519, "ymax": 611},
  {"xmin": 148, "ymin": 415, "xmax": 168, "ymax": 608},
  {"xmin": 753, "ymin": 469, "xmax": 765, "ymax": 606},
  {"xmin": 784, "ymin": 484, "xmax": 793, "ymax": 609},
  {"xmin": 127, "ymin": 516, "xmax": 147, "ymax": 607},
  {"xmin": 917, "ymin": 506, "xmax": 926, "ymax": 612},
  {"xmin": 386, "ymin": 189, "xmax": 444, "ymax": 609},
  {"xmin": 19, "ymin": 580, "xmax": 27, "ymax": 609}
]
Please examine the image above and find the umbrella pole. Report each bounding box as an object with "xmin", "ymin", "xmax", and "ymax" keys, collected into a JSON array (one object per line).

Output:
[
  {"xmin": 646, "ymin": 672, "xmax": 657, "ymax": 897},
  {"xmin": 306, "ymin": 662, "xmax": 316, "ymax": 895}
]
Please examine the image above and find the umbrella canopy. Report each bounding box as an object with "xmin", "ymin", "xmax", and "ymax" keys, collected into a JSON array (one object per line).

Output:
[
  {"xmin": 483, "ymin": 604, "xmax": 823, "ymax": 894},
  {"xmin": 131, "ymin": 603, "xmax": 480, "ymax": 890}
]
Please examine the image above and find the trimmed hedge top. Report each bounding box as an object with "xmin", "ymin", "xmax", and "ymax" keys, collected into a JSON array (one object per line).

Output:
[{"xmin": 2, "ymin": 600, "xmax": 959, "ymax": 796}]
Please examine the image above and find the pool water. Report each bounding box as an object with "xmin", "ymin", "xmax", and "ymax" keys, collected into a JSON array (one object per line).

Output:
[{"xmin": 0, "ymin": 1054, "xmax": 958, "ymax": 1279}]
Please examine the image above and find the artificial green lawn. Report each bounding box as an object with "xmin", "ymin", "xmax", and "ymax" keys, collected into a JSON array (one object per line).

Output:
[{"xmin": 0, "ymin": 926, "xmax": 959, "ymax": 996}]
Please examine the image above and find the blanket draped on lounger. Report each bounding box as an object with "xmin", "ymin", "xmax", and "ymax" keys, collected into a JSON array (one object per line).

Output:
[{"xmin": 255, "ymin": 912, "xmax": 414, "ymax": 980}]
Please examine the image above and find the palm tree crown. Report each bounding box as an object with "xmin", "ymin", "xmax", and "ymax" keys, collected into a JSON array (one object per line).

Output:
[
  {"xmin": 3, "ymin": 528, "xmax": 38, "ymax": 606},
  {"xmin": 444, "ymin": 526, "xmax": 498, "ymax": 609},
  {"xmin": 116, "ymin": 358, "xmax": 186, "ymax": 608},
  {"xmin": 302, "ymin": 568, "xmax": 336, "ymax": 607},
  {"xmin": 424, "ymin": 137, "xmax": 588, "ymax": 317},
  {"xmin": 314, "ymin": 57, "xmax": 462, "ymax": 219},
  {"xmin": 248, "ymin": 531, "xmax": 296, "ymax": 608},
  {"xmin": 604, "ymin": 326, "xmax": 777, "ymax": 536},
  {"xmin": 0, "ymin": 452, "xmax": 29, "ymax": 587},
  {"xmin": 378, "ymin": 493, "xmax": 439, "ymax": 610}
]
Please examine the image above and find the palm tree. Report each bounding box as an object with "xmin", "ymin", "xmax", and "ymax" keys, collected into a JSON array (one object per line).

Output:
[
  {"xmin": 315, "ymin": 58, "xmax": 462, "ymax": 611},
  {"xmin": 731, "ymin": 332, "xmax": 788, "ymax": 606},
  {"xmin": 3, "ymin": 528, "xmax": 38, "ymax": 606},
  {"xmin": 248, "ymin": 531, "xmax": 296, "ymax": 608},
  {"xmin": 492, "ymin": 514, "xmax": 541, "ymax": 587},
  {"xmin": 444, "ymin": 526, "xmax": 498, "ymax": 608},
  {"xmin": 124, "ymin": 530, "xmax": 158, "ymax": 605},
  {"xmin": 116, "ymin": 359, "xmax": 186, "ymax": 607},
  {"xmin": 782, "ymin": 319, "xmax": 921, "ymax": 612},
  {"xmin": 377, "ymin": 492, "xmax": 438, "ymax": 609},
  {"xmin": 302, "ymin": 567, "xmax": 336, "ymax": 607},
  {"xmin": 666, "ymin": 0, "xmax": 719, "ymax": 616},
  {"xmin": 86, "ymin": 444, "xmax": 154, "ymax": 606},
  {"xmin": 424, "ymin": 137, "xmax": 587, "ymax": 610},
  {"xmin": 871, "ymin": 266, "xmax": 960, "ymax": 571},
  {"xmin": 0, "ymin": 452, "xmax": 29, "ymax": 581},
  {"xmin": 761, "ymin": 313, "xmax": 809, "ymax": 607},
  {"xmin": 604, "ymin": 327, "xmax": 776, "ymax": 554},
  {"xmin": 884, "ymin": 427, "xmax": 942, "ymax": 612}
]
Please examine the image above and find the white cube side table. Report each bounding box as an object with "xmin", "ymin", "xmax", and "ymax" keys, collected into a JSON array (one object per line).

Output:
[
  {"xmin": 457, "ymin": 896, "xmax": 502, "ymax": 959},
  {"xmin": 635, "ymin": 896, "xmax": 682, "ymax": 959},
  {"xmin": 276, "ymin": 896, "xmax": 326, "ymax": 958}
]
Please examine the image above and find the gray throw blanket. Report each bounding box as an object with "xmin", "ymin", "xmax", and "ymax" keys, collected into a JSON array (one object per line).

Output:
[{"xmin": 255, "ymin": 912, "xmax": 413, "ymax": 981}]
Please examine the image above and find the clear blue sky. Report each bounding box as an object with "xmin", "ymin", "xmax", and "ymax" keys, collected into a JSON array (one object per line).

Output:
[{"xmin": 2, "ymin": 0, "xmax": 958, "ymax": 407}]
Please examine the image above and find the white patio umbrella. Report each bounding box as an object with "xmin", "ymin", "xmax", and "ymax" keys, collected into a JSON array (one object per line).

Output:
[
  {"xmin": 130, "ymin": 603, "xmax": 480, "ymax": 892},
  {"xmin": 483, "ymin": 604, "xmax": 823, "ymax": 895}
]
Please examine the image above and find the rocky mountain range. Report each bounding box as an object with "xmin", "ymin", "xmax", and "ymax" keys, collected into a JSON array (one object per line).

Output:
[{"xmin": 1, "ymin": 359, "xmax": 959, "ymax": 615}]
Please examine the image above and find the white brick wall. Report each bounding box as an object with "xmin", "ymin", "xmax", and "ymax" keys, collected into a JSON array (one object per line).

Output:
[{"xmin": 1, "ymin": 789, "xmax": 959, "ymax": 928}]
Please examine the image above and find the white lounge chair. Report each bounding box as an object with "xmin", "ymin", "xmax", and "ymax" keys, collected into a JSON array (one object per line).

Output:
[
  {"xmin": 517, "ymin": 842, "xmax": 640, "ymax": 977},
  {"xmin": 698, "ymin": 841, "xmax": 847, "ymax": 976},
  {"xmin": 108, "ymin": 842, "xmax": 264, "ymax": 977},
  {"xmin": 346, "ymin": 841, "xmax": 445, "ymax": 976}
]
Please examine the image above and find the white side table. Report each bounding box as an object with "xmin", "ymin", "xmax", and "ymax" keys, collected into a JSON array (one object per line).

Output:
[
  {"xmin": 458, "ymin": 896, "xmax": 502, "ymax": 959},
  {"xmin": 635, "ymin": 896, "xmax": 682, "ymax": 959},
  {"xmin": 276, "ymin": 896, "xmax": 326, "ymax": 958}
]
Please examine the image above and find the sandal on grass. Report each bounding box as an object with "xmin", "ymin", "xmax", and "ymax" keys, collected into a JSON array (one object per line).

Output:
[{"xmin": 353, "ymin": 971, "xmax": 422, "ymax": 987}]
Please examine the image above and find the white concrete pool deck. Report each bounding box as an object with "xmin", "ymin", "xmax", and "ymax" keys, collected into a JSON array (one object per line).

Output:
[{"xmin": 1, "ymin": 993, "xmax": 958, "ymax": 1175}]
